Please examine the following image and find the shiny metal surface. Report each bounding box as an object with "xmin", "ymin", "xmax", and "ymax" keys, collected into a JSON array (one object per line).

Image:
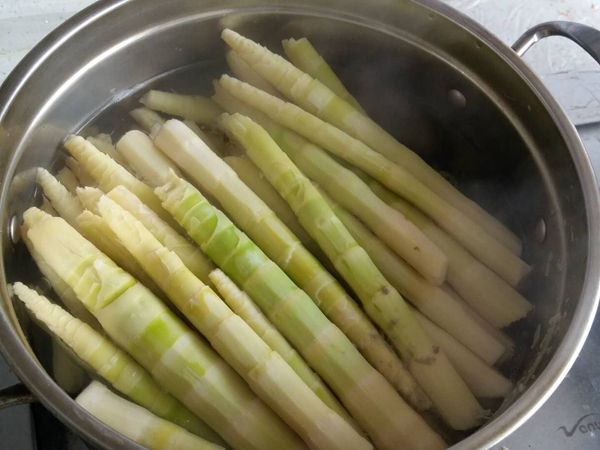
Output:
[
  {"xmin": 512, "ymin": 21, "xmax": 600, "ymax": 62},
  {"xmin": 0, "ymin": 1, "xmax": 598, "ymax": 449},
  {"xmin": 491, "ymin": 122, "xmax": 600, "ymax": 450}
]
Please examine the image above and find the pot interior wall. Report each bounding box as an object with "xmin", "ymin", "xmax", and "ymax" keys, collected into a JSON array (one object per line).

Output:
[{"xmin": 0, "ymin": 1, "xmax": 588, "ymax": 444}]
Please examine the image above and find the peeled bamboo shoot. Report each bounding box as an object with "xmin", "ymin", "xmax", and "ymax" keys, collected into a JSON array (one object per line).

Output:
[
  {"xmin": 156, "ymin": 171, "xmax": 446, "ymax": 449},
  {"xmin": 222, "ymin": 29, "xmax": 521, "ymax": 255},
  {"xmin": 76, "ymin": 381, "xmax": 224, "ymax": 450},
  {"xmin": 154, "ymin": 119, "xmax": 432, "ymax": 413},
  {"xmin": 218, "ymin": 75, "xmax": 531, "ymax": 287},
  {"xmin": 99, "ymin": 196, "xmax": 370, "ymax": 450},
  {"xmin": 13, "ymin": 283, "xmax": 224, "ymax": 444},
  {"xmin": 23, "ymin": 207, "xmax": 305, "ymax": 450}
]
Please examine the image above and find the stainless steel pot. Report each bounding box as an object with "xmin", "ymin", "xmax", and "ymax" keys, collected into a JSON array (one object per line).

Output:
[{"xmin": 0, "ymin": 1, "xmax": 599, "ymax": 449}]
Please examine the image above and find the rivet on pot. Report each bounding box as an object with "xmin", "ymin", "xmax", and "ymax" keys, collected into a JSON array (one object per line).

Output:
[
  {"xmin": 448, "ymin": 89, "xmax": 466, "ymax": 109},
  {"xmin": 534, "ymin": 218, "xmax": 547, "ymax": 244},
  {"xmin": 8, "ymin": 215, "xmax": 20, "ymax": 244}
]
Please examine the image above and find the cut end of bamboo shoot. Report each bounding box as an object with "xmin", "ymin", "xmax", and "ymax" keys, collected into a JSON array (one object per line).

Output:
[{"xmin": 76, "ymin": 186, "xmax": 104, "ymax": 215}]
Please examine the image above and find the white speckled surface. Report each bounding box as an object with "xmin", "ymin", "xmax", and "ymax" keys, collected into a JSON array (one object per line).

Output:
[
  {"xmin": 0, "ymin": 0, "xmax": 94, "ymax": 80},
  {"xmin": 446, "ymin": 0, "xmax": 600, "ymax": 125}
]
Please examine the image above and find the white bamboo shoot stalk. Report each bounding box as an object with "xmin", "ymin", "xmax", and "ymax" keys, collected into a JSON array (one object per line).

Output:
[
  {"xmin": 222, "ymin": 29, "xmax": 522, "ymax": 255},
  {"xmin": 441, "ymin": 285, "xmax": 516, "ymax": 364},
  {"xmin": 64, "ymin": 135, "xmax": 182, "ymax": 231},
  {"xmin": 323, "ymin": 193, "xmax": 507, "ymax": 365},
  {"xmin": 154, "ymin": 120, "xmax": 433, "ymax": 416},
  {"xmin": 37, "ymin": 168, "xmax": 84, "ymax": 229},
  {"xmin": 105, "ymin": 185, "xmax": 215, "ymax": 286},
  {"xmin": 21, "ymin": 222, "xmax": 100, "ymax": 329},
  {"xmin": 208, "ymin": 269, "xmax": 356, "ymax": 430},
  {"xmin": 219, "ymin": 74, "xmax": 531, "ymax": 287},
  {"xmin": 56, "ymin": 167, "xmax": 80, "ymax": 194},
  {"xmin": 40, "ymin": 196, "xmax": 57, "ymax": 215},
  {"xmin": 183, "ymin": 120, "xmax": 227, "ymax": 156},
  {"xmin": 214, "ymin": 83, "xmax": 447, "ymax": 285},
  {"xmin": 412, "ymin": 308, "xmax": 513, "ymax": 398},
  {"xmin": 367, "ymin": 177, "xmax": 534, "ymax": 328},
  {"xmin": 76, "ymin": 382, "xmax": 224, "ymax": 450},
  {"xmin": 76, "ymin": 186, "xmax": 103, "ymax": 215},
  {"xmin": 140, "ymin": 90, "xmax": 223, "ymax": 125},
  {"xmin": 226, "ymin": 50, "xmax": 283, "ymax": 98},
  {"xmin": 86, "ymin": 135, "xmax": 128, "ymax": 167},
  {"xmin": 282, "ymin": 37, "xmax": 365, "ymax": 113},
  {"xmin": 116, "ymin": 130, "xmax": 182, "ymax": 187},
  {"xmin": 130, "ymin": 107, "xmax": 166, "ymax": 133},
  {"xmin": 65, "ymin": 157, "xmax": 96, "ymax": 187},
  {"xmin": 94, "ymin": 133, "xmax": 112, "ymax": 144},
  {"xmin": 76, "ymin": 210, "xmax": 163, "ymax": 297}
]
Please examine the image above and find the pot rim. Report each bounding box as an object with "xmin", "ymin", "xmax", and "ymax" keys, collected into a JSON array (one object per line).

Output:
[
  {"xmin": 0, "ymin": 1, "xmax": 598, "ymax": 449},
  {"xmin": 419, "ymin": 1, "xmax": 600, "ymax": 448}
]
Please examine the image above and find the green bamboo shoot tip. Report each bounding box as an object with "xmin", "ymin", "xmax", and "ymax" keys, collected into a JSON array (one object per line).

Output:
[
  {"xmin": 76, "ymin": 382, "xmax": 224, "ymax": 450},
  {"xmin": 24, "ymin": 208, "xmax": 137, "ymax": 312},
  {"xmin": 21, "ymin": 222, "xmax": 101, "ymax": 329}
]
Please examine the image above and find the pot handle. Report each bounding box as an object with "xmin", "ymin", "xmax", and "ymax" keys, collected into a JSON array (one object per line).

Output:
[
  {"xmin": 512, "ymin": 21, "xmax": 600, "ymax": 63},
  {"xmin": 0, "ymin": 383, "xmax": 36, "ymax": 410}
]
